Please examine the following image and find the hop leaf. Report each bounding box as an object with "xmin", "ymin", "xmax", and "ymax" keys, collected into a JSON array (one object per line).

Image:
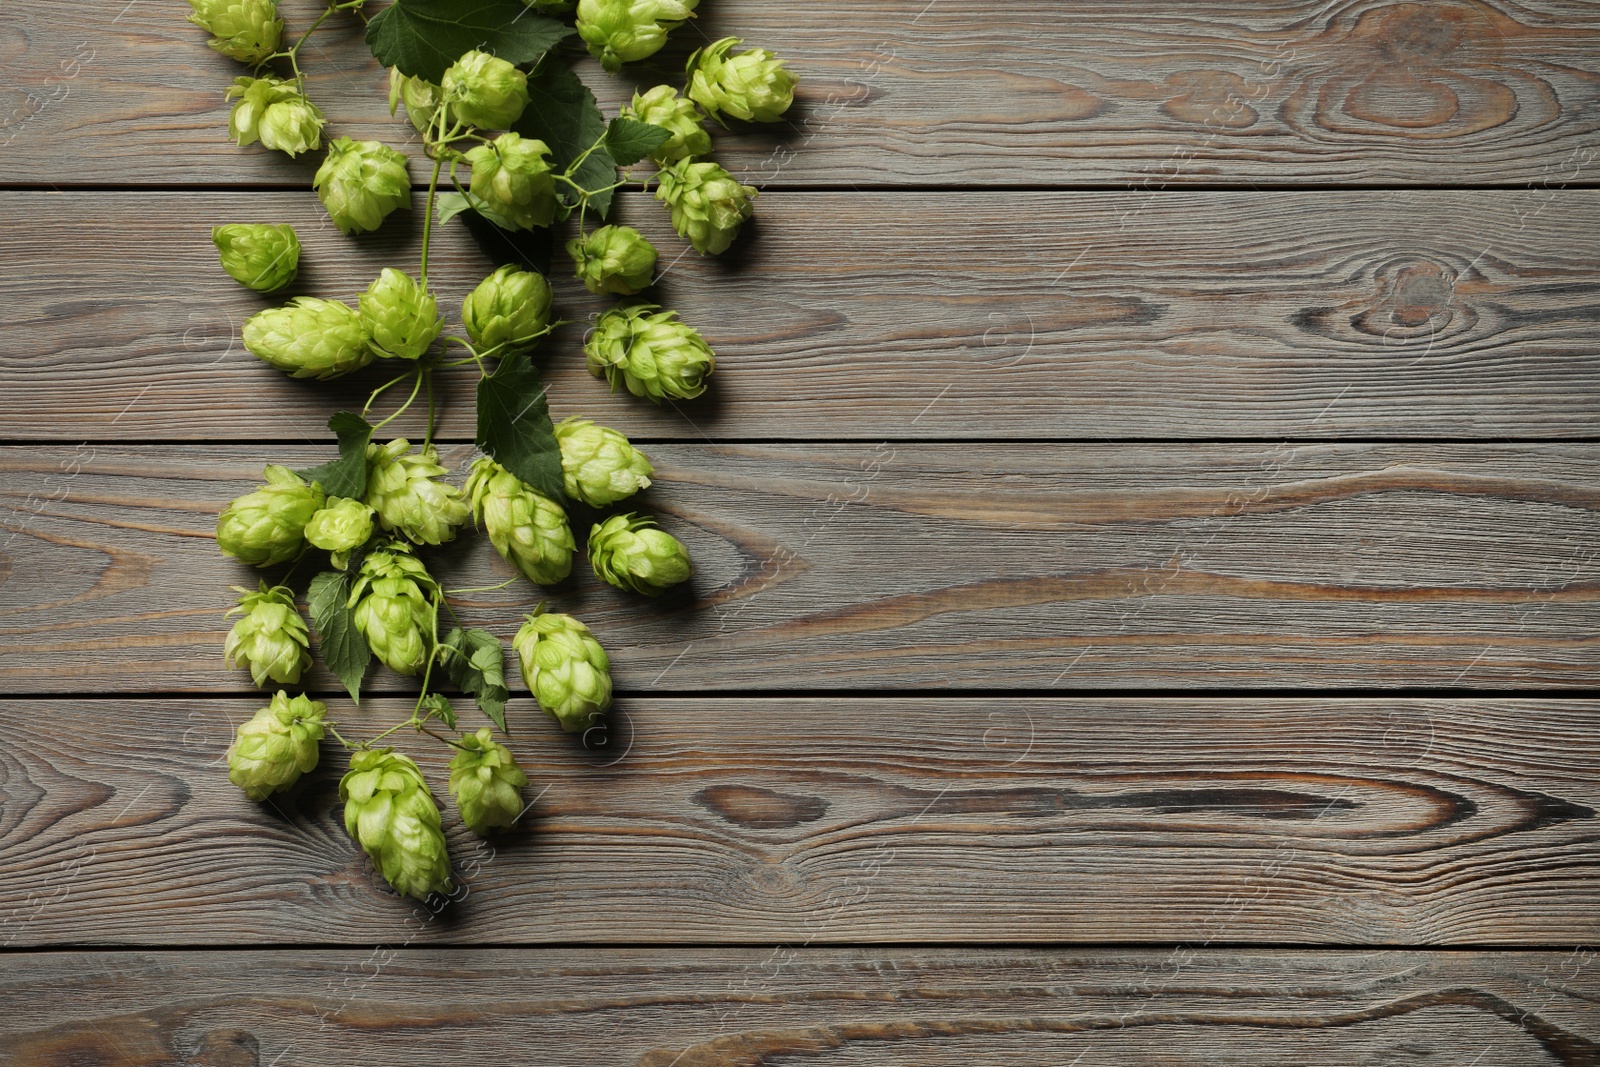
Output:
[
  {"xmin": 348, "ymin": 540, "xmax": 439, "ymax": 676},
  {"xmin": 340, "ymin": 749, "xmax": 452, "ymax": 900},
  {"xmin": 620, "ymin": 85, "xmax": 711, "ymax": 164},
  {"xmin": 216, "ymin": 465, "xmax": 325, "ymax": 567},
  {"xmin": 438, "ymin": 628, "xmax": 511, "ymax": 732},
  {"xmin": 243, "ymin": 297, "xmax": 374, "ymax": 380},
  {"xmin": 655, "ymin": 159, "xmax": 756, "ymax": 255},
  {"xmin": 450, "ymin": 728, "xmax": 529, "ymax": 834},
  {"xmin": 566, "ymin": 225, "xmax": 657, "ymax": 296},
  {"xmin": 188, "ymin": 0, "xmax": 283, "ymax": 66},
  {"xmin": 442, "ymin": 50, "xmax": 530, "ymax": 129},
  {"xmin": 360, "ymin": 268, "xmax": 442, "ymax": 361},
  {"xmin": 686, "ymin": 37, "xmax": 798, "ymax": 124},
  {"xmin": 575, "ymin": 0, "xmax": 699, "ymax": 73},
  {"xmin": 463, "ymin": 133, "xmax": 559, "ymax": 231},
  {"xmin": 514, "ymin": 610, "xmax": 612, "ymax": 732},
  {"xmin": 585, "ymin": 303, "xmax": 715, "ymax": 403},
  {"xmin": 225, "ymin": 581, "xmax": 312, "ymax": 686},
  {"xmin": 554, "ymin": 417, "xmax": 654, "ymax": 507},
  {"xmin": 588, "ymin": 512, "xmax": 693, "ymax": 596},
  {"xmin": 461, "ymin": 265, "xmax": 554, "ymax": 353},
  {"xmin": 313, "ymin": 137, "xmax": 411, "ymax": 236},
  {"xmin": 226, "ymin": 76, "xmax": 324, "ymax": 157},
  {"xmin": 212, "ymin": 224, "xmax": 300, "ymax": 293},
  {"xmin": 465, "ymin": 456, "xmax": 575, "ymax": 585},
  {"xmin": 227, "ymin": 692, "xmax": 326, "ymax": 801},
  {"xmin": 366, "ymin": 440, "xmax": 469, "ymax": 547}
]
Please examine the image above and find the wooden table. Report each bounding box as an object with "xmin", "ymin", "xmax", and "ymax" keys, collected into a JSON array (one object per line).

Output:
[{"xmin": 4, "ymin": 1, "xmax": 1600, "ymax": 1061}]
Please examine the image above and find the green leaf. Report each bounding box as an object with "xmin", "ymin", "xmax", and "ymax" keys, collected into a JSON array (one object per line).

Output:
[
  {"xmin": 308, "ymin": 570, "xmax": 370, "ymax": 703},
  {"xmin": 437, "ymin": 189, "xmax": 523, "ymax": 231},
  {"xmin": 366, "ymin": 0, "xmax": 573, "ymax": 84},
  {"xmin": 477, "ymin": 350, "xmax": 565, "ymax": 501},
  {"xmin": 295, "ymin": 411, "xmax": 373, "ymax": 500},
  {"xmin": 516, "ymin": 57, "xmax": 616, "ymax": 217},
  {"xmin": 438, "ymin": 628, "xmax": 509, "ymax": 732},
  {"xmin": 604, "ymin": 117, "xmax": 672, "ymax": 166},
  {"xmin": 420, "ymin": 692, "xmax": 458, "ymax": 730}
]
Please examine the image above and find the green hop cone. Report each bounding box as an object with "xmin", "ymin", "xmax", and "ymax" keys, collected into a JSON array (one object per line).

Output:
[
  {"xmin": 441, "ymin": 50, "xmax": 529, "ymax": 129},
  {"xmin": 227, "ymin": 692, "xmax": 326, "ymax": 801},
  {"xmin": 366, "ymin": 440, "xmax": 470, "ymax": 547},
  {"xmin": 349, "ymin": 540, "xmax": 438, "ymax": 676},
  {"xmin": 585, "ymin": 303, "xmax": 715, "ymax": 403},
  {"xmin": 360, "ymin": 268, "xmax": 442, "ymax": 361},
  {"xmin": 389, "ymin": 69, "xmax": 443, "ymax": 135},
  {"xmin": 225, "ymin": 581, "xmax": 312, "ymax": 686},
  {"xmin": 461, "ymin": 265, "xmax": 554, "ymax": 353},
  {"xmin": 686, "ymin": 37, "xmax": 798, "ymax": 124},
  {"xmin": 226, "ymin": 76, "xmax": 324, "ymax": 157},
  {"xmin": 465, "ymin": 457, "xmax": 575, "ymax": 585},
  {"xmin": 588, "ymin": 512, "xmax": 693, "ymax": 596},
  {"xmin": 567, "ymin": 225, "xmax": 657, "ymax": 296},
  {"xmin": 243, "ymin": 297, "xmax": 374, "ymax": 380},
  {"xmin": 576, "ymin": 0, "xmax": 699, "ymax": 73},
  {"xmin": 188, "ymin": 0, "xmax": 283, "ymax": 65},
  {"xmin": 621, "ymin": 85, "xmax": 711, "ymax": 164},
  {"xmin": 216, "ymin": 465, "xmax": 325, "ymax": 567},
  {"xmin": 303, "ymin": 496, "xmax": 375, "ymax": 568},
  {"xmin": 464, "ymin": 133, "xmax": 558, "ymax": 231},
  {"xmin": 513, "ymin": 610, "xmax": 613, "ymax": 732},
  {"xmin": 554, "ymin": 417, "xmax": 654, "ymax": 507},
  {"xmin": 655, "ymin": 159, "xmax": 756, "ymax": 255},
  {"xmin": 313, "ymin": 137, "xmax": 411, "ymax": 236},
  {"xmin": 212, "ymin": 223, "xmax": 301, "ymax": 293},
  {"xmin": 340, "ymin": 748, "xmax": 452, "ymax": 900},
  {"xmin": 449, "ymin": 728, "xmax": 530, "ymax": 834}
]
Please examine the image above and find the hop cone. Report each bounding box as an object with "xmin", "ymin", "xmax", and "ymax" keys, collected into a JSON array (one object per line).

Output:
[
  {"xmin": 621, "ymin": 85, "xmax": 711, "ymax": 164},
  {"xmin": 188, "ymin": 0, "xmax": 282, "ymax": 65},
  {"xmin": 360, "ymin": 268, "xmax": 442, "ymax": 361},
  {"xmin": 687, "ymin": 38, "xmax": 798, "ymax": 124},
  {"xmin": 225, "ymin": 581, "xmax": 312, "ymax": 686},
  {"xmin": 340, "ymin": 749, "xmax": 452, "ymax": 900},
  {"xmin": 212, "ymin": 223, "xmax": 300, "ymax": 293},
  {"xmin": 366, "ymin": 440, "xmax": 469, "ymax": 546},
  {"xmin": 441, "ymin": 50, "xmax": 529, "ymax": 129},
  {"xmin": 216, "ymin": 464, "xmax": 324, "ymax": 567},
  {"xmin": 389, "ymin": 70, "xmax": 443, "ymax": 135},
  {"xmin": 465, "ymin": 456, "xmax": 575, "ymax": 585},
  {"xmin": 567, "ymin": 225, "xmax": 657, "ymax": 296},
  {"xmin": 462, "ymin": 265, "xmax": 554, "ymax": 354},
  {"xmin": 464, "ymin": 133, "xmax": 558, "ymax": 231},
  {"xmin": 449, "ymin": 728, "xmax": 529, "ymax": 834},
  {"xmin": 555, "ymin": 417, "xmax": 654, "ymax": 507},
  {"xmin": 588, "ymin": 513, "xmax": 693, "ymax": 596},
  {"xmin": 655, "ymin": 159, "xmax": 756, "ymax": 255},
  {"xmin": 576, "ymin": 0, "xmax": 699, "ymax": 72},
  {"xmin": 313, "ymin": 137, "xmax": 410, "ymax": 235},
  {"xmin": 243, "ymin": 297, "xmax": 373, "ymax": 380},
  {"xmin": 586, "ymin": 303, "xmax": 715, "ymax": 403},
  {"xmin": 226, "ymin": 75, "xmax": 324, "ymax": 157},
  {"xmin": 349, "ymin": 541, "xmax": 438, "ymax": 676},
  {"xmin": 303, "ymin": 496, "xmax": 375, "ymax": 568},
  {"xmin": 514, "ymin": 611, "xmax": 613, "ymax": 732},
  {"xmin": 227, "ymin": 692, "xmax": 325, "ymax": 801}
]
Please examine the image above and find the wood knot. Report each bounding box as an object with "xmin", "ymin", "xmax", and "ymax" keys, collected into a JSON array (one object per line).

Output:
[
  {"xmin": 1353, "ymin": 258, "xmax": 1462, "ymax": 346},
  {"xmin": 693, "ymin": 785, "xmax": 830, "ymax": 830}
]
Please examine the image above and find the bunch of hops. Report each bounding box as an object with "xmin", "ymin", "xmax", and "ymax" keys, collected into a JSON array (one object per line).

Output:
[
  {"xmin": 225, "ymin": 582, "xmax": 312, "ymax": 685},
  {"xmin": 465, "ymin": 457, "xmax": 575, "ymax": 586},
  {"xmin": 514, "ymin": 611, "xmax": 613, "ymax": 732},
  {"xmin": 227, "ymin": 692, "xmax": 326, "ymax": 801},
  {"xmin": 340, "ymin": 749, "xmax": 452, "ymax": 900},
  {"xmin": 586, "ymin": 304, "xmax": 716, "ymax": 402},
  {"xmin": 213, "ymin": 224, "xmax": 300, "ymax": 292},
  {"xmin": 588, "ymin": 513, "xmax": 694, "ymax": 596},
  {"xmin": 576, "ymin": 0, "xmax": 699, "ymax": 72}
]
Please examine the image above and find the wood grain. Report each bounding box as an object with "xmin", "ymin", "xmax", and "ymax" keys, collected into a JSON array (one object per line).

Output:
[
  {"xmin": 1, "ymin": 697, "xmax": 1597, "ymax": 945},
  {"xmin": 5, "ymin": 1, "xmax": 1600, "ymax": 186},
  {"xmin": 3, "ymin": 948, "xmax": 1599, "ymax": 1065},
  {"xmin": 5, "ymin": 190, "xmax": 1600, "ymax": 440},
  {"xmin": 5, "ymin": 443, "xmax": 1599, "ymax": 692}
]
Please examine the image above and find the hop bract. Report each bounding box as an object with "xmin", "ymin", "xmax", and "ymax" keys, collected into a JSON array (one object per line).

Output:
[
  {"xmin": 687, "ymin": 37, "xmax": 798, "ymax": 124},
  {"xmin": 340, "ymin": 748, "xmax": 452, "ymax": 900},
  {"xmin": 303, "ymin": 496, "xmax": 375, "ymax": 568},
  {"xmin": 514, "ymin": 611, "xmax": 613, "ymax": 732},
  {"xmin": 216, "ymin": 465, "xmax": 325, "ymax": 567},
  {"xmin": 555, "ymin": 417, "xmax": 654, "ymax": 507},
  {"xmin": 243, "ymin": 297, "xmax": 374, "ymax": 380},
  {"xmin": 366, "ymin": 439, "xmax": 469, "ymax": 546},
  {"xmin": 313, "ymin": 137, "xmax": 411, "ymax": 235},
  {"xmin": 389, "ymin": 70, "xmax": 443, "ymax": 134},
  {"xmin": 226, "ymin": 76, "xmax": 324, "ymax": 157},
  {"xmin": 586, "ymin": 304, "xmax": 715, "ymax": 403},
  {"xmin": 360, "ymin": 268, "xmax": 442, "ymax": 361},
  {"xmin": 621, "ymin": 85, "xmax": 711, "ymax": 164},
  {"xmin": 462, "ymin": 265, "xmax": 554, "ymax": 353},
  {"xmin": 465, "ymin": 456, "xmax": 575, "ymax": 586},
  {"xmin": 441, "ymin": 50, "xmax": 530, "ymax": 129},
  {"xmin": 588, "ymin": 513, "xmax": 693, "ymax": 596},
  {"xmin": 212, "ymin": 223, "xmax": 300, "ymax": 293},
  {"xmin": 655, "ymin": 159, "xmax": 756, "ymax": 255},
  {"xmin": 188, "ymin": 0, "xmax": 283, "ymax": 65},
  {"xmin": 349, "ymin": 540, "xmax": 438, "ymax": 676},
  {"xmin": 449, "ymin": 728, "xmax": 530, "ymax": 834},
  {"xmin": 464, "ymin": 133, "xmax": 558, "ymax": 231},
  {"xmin": 227, "ymin": 692, "xmax": 326, "ymax": 802},
  {"xmin": 567, "ymin": 225, "xmax": 657, "ymax": 296},
  {"xmin": 225, "ymin": 581, "xmax": 312, "ymax": 686},
  {"xmin": 576, "ymin": 0, "xmax": 700, "ymax": 72}
]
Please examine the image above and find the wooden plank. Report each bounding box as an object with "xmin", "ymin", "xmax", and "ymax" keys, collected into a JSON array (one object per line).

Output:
[
  {"xmin": 0, "ymin": 697, "xmax": 1596, "ymax": 945},
  {"xmin": 6, "ymin": 1, "xmax": 1600, "ymax": 186},
  {"xmin": 4, "ymin": 443, "xmax": 1598, "ymax": 692},
  {"xmin": 5, "ymin": 190, "xmax": 1600, "ymax": 441},
  {"xmin": 3, "ymin": 948, "xmax": 1598, "ymax": 1064}
]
